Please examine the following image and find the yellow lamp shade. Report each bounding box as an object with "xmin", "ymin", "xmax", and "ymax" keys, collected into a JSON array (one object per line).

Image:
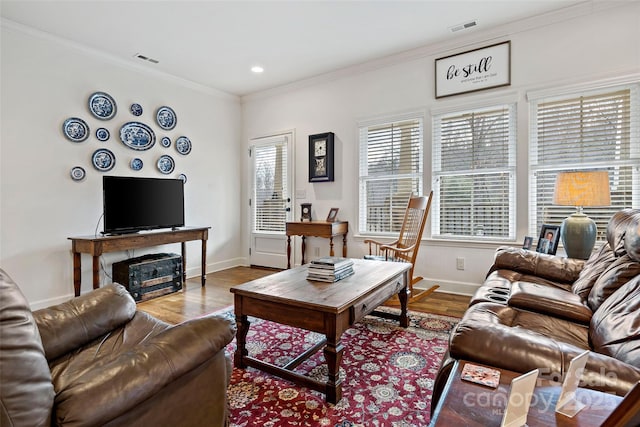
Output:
[{"xmin": 553, "ymin": 171, "xmax": 611, "ymax": 207}]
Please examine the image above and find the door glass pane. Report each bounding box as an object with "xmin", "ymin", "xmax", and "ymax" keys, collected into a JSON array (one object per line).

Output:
[{"xmin": 253, "ymin": 141, "xmax": 288, "ymax": 233}]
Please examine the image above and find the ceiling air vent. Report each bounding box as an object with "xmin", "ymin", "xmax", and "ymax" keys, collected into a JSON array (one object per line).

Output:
[
  {"xmin": 450, "ymin": 20, "xmax": 478, "ymax": 33},
  {"xmin": 134, "ymin": 53, "xmax": 159, "ymax": 64}
]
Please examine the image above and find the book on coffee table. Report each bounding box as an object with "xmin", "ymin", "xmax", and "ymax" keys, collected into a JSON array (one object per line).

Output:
[
  {"xmin": 460, "ymin": 363, "xmax": 501, "ymax": 388},
  {"xmin": 308, "ymin": 257, "xmax": 354, "ymax": 282}
]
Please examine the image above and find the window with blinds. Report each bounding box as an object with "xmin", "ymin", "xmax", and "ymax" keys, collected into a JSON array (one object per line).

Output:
[
  {"xmin": 358, "ymin": 115, "xmax": 423, "ymax": 234},
  {"xmin": 432, "ymin": 104, "xmax": 516, "ymax": 240},
  {"xmin": 252, "ymin": 140, "xmax": 288, "ymax": 233},
  {"xmin": 529, "ymin": 84, "xmax": 640, "ymax": 241}
]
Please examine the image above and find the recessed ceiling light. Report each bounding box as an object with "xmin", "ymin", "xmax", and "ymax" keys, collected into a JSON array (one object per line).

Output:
[{"xmin": 251, "ymin": 65, "xmax": 264, "ymax": 74}]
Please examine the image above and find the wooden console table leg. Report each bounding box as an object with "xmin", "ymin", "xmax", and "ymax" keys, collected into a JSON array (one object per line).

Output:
[
  {"xmin": 73, "ymin": 252, "xmax": 81, "ymax": 297},
  {"xmin": 329, "ymin": 236, "xmax": 335, "ymax": 257},
  {"xmin": 287, "ymin": 236, "xmax": 292, "ymax": 269},
  {"xmin": 201, "ymin": 238, "xmax": 207, "ymax": 287},
  {"xmin": 301, "ymin": 236, "xmax": 306, "ymax": 265},
  {"xmin": 92, "ymin": 256, "xmax": 100, "ymax": 290},
  {"xmin": 342, "ymin": 233, "xmax": 347, "ymax": 257},
  {"xmin": 181, "ymin": 242, "xmax": 187, "ymax": 286}
]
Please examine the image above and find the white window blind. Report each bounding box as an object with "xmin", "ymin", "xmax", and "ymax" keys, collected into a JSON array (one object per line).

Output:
[
  {"xmin": 253, "ymin": 140, "xmax": 288, "ymax": 233},
  {"xmin": 358, "ymin": 116, "xmax": 423, "ymax": 234},
  {"xmin": 529, "ymin": 84, "xmax": 640, "ymax": 241},
  {"xmin": 432, "ymin": 104, "xmax": 516, "ymax": 240}
]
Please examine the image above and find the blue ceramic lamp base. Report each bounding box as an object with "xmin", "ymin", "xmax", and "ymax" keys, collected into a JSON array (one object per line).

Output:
[{"xmin": 561, "ymin": 212, "xmax": 597, "ymax": 260}]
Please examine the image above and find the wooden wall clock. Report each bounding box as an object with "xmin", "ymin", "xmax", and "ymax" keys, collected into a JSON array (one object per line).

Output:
[{"xmin": 309, "ymin": 132, "xmax": 334, "ymax": 182}]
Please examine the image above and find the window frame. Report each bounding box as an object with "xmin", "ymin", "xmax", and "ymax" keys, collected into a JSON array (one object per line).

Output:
[{"xmin": 431, "ymin": 102, "xmax": 517, "ymax": 241}]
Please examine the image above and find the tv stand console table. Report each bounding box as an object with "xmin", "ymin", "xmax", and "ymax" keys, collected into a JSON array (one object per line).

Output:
[{"xmin": 68, "ymin": 226, "xmax": 210, "ymax": 297}]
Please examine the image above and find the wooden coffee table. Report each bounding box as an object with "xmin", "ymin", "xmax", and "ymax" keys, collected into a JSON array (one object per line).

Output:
[{"xmin": 230, "ymin": 258, "xmax": 411, "ymax": 403}]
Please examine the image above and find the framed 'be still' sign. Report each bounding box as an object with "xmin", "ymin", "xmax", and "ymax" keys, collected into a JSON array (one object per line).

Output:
[{"xmin": 435, "ymin": 41, "xmax": 511, "ymax": 98}]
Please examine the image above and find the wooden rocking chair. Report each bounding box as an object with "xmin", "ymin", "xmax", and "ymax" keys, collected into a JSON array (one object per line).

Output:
[{"xmin": 363, "ymin": 191, "xmax": 438, "ymax": 303}]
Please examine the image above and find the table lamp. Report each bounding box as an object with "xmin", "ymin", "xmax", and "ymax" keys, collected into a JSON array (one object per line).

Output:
[{"xmin": 553, "ymin": 171, "xmax": 611, "ymax": 259}]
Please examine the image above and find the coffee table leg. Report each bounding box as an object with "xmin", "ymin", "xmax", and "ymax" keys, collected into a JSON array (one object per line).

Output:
[
  {"xmin": 399, "ymin": 270, "xmax": 410, "ymax": 328},
  {"xmin": 324, "ymin": 337, "xmax": 344, "ymax": 404},
  {"xmin": 234, "ymin": 313, "xmax": 250, "ymax": 369}
]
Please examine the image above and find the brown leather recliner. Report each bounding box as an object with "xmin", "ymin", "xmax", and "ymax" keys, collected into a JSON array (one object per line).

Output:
[
  {"xmin": 432, "ymin": 209, "xmax": 640, "ymax": 410},
  {"xmin": 0, "ymin": 269, "xmax": 235, "ymax": 427}
]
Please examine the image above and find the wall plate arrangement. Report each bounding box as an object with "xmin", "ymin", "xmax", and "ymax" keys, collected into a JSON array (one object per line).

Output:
[
  {"xmin": 62, "ymin": 117, "xmax": 90, "ymax": 142},
  {"xmin": 130, "ymin": 158, "xmax": 143, "ymax": 171},
  {"xmin": 96, "ymin": 128, "xmax": 110, "ymax": 141},
  {"xmin": 130, "ymin": 103, "xmax": 143, "ymax": 116},
  {"xmin": 119, "ymin": 121, "xmax": 156, "ymax": 150},
  {"xmin": 161, "ymin": 136, "xmax": 171, "ymax": 148},
  {"xmin": 70, "ymin": 166, "xmax": 86, "ymax": 182},
  {"xmin": 156, "ymin": 106, "xmax": 177, "ymax": 130},
  {"xmin": 92, "ymin": 148, "xmax": 116, "ymax": 172},
  {"xmin": 157, "ymin": 154, "xmax": 175, "ymax": 174},
  {"xmin": 88, "ymin": 91, "xmax": 117, "ymax": 120},
  {"xmin": 175, "ymin": 136, "xmax": 191, "ymax": 155}
]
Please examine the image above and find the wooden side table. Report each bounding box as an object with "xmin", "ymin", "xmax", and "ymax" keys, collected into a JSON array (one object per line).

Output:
[
  {"xmin": 285, "ymin": 221, "xmax": 348, "ymax": 268},
  {"xmin": 430, "ymin": 360, "xmax": 622, "ymax": 427}
]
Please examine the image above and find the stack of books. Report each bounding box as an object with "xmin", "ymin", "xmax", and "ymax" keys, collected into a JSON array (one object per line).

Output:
[{"xmin": 307, "ymin": 257, "xmax": 354, "ymax": 282}]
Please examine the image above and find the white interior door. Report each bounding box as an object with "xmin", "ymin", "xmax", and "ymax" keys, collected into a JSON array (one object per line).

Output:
[{"xmin": 249, "ymin": 132, "xmax": 293, "ymax": 268}]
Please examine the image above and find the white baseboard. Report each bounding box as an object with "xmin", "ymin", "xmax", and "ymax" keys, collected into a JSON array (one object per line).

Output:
[{"xmin": 415, "ymin": 278, "xmax": 480, "ymax": 297}]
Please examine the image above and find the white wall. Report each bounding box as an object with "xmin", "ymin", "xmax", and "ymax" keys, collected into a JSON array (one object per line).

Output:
[
  {"xmin": 0, "ymin": 22, "xmax": 243, "ymax": 307},
  {"xmin": 241, "ymin": 2, "xmax": 640, "ymax": 294}
]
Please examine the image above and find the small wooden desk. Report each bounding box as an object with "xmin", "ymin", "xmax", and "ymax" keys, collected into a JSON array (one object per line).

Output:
[
  {"xmin": 68, "ymin": 226, "xmax": 210, "ymax": 297},
  {"xmin": 231, "ymin": 258, "xmax": 411, "ymax": 404},
  {"xmin": 430, "ymin": 360, "xmax": 622, "ymax": 427},
  {"xmin": 285, "ymin": 221, "xmax": 348, "ymax": 268}
]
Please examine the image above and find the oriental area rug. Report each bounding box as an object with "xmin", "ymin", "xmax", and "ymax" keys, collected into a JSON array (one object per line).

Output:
[{"xmin": 219, "ymin": 307, "xmax": 459, "ymax": 427}]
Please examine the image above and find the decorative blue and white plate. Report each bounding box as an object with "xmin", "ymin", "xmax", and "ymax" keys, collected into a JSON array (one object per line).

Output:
[
  {"xmin": 96, "ymin": 128, "xmax": 110, "ymax": 141},
  {"xmin": 88, "ymin": 92, "xmax": 117, "ymax": 120},
  {"xmin": 178, "ymin": 173, "xmax": 187, "ymax": 183},
  {"xmin": 70, "ymin": 166, "xmax": 86, "ymax": 181},
  {"xmin": 119, "ymin": 121, "xmax": 156, "ymax": 150},
  {"xmin": 62, "ymin": 117, "xmax": 90, "ymax": 142},
  {"xmin": 92, "ymin": 148, "xmax": 116, "ymax": 172},
  {"xmin": 130, "ymin": 158, "xmax": 143, "ymax": 171},
  {"xmin": 161, "ymin": 136, "xmax": 171, "ymax": 148},
  {"xmin": 175, "ymin": 136, "xmax": 192, "ymax": 155},
  {"xmin": 130, "ymin": 103, "xmax": 143, "ymax": 116},
  {"xmin": 156, "ymin": 106, "xmax": 177, "ymax": 130},
  {"xmin": 157, "ymin": 155, "xmax": 175, "ymax": 174}
]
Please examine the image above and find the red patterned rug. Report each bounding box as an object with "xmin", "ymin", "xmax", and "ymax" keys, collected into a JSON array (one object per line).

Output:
[{"xmin": 219, "ymin": 307, "xmax": 459, "ymax": 427}]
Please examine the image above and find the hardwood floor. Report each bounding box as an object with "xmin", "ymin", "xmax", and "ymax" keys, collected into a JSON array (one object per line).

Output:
[{"xmin": 137, "ymin": 266, "xmax": 471, "ymax": 324}]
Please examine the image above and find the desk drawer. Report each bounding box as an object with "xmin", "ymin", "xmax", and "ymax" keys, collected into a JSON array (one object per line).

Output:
[{"xmin": 350, "ymin": 277, "xmax": 404, "ymax": 323}]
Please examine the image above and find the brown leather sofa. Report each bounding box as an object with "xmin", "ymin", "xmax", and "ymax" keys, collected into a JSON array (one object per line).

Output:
[
  {"xmin": 0, "ymin": 269, "xmax": 235, "ymax": 427},
  {"xmin": 432, "ymin": 209, "xmax": 640, "ymax": 410}
]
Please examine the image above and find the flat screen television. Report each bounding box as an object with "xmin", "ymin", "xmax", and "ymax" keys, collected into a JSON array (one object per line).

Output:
[{"xmin": 103, "ymin": 176, "xmax": 185, "ymax": 234}]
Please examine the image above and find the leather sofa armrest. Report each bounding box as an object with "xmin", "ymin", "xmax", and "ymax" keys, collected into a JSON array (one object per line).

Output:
[
  {"xmin": 53, "ymin": 314, "xmax": 235, "ymax": 426},
  {"xmin": 34, "ymin": 283, "xmax": 137, "ymax": 360},
  {"xmin": 509, "ymin": 282, "xmax": 592, "ymax": 324},
  {"xmin": 490, "ymin": 247, "xmax": 584, "ymax": 283}
]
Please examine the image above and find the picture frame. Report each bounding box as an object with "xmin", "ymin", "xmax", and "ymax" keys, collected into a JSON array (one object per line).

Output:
[
  {"xmin": 435, "ymin": 41, "xmax": 511, "ymax": 98},
  {"xmin": 309, "ymin": 132, "xmax": 335, "ymax": 182},
  {"xmin": 536, "ymin": 224, "xmax": 561, "ymax": 255},
  {"xmin": 522, "ymin": 236, "xmax": 533, "ymax": 250},
  {"xmin": 326, "ymin": 208, "xmax": 339, "ymax": 222}
]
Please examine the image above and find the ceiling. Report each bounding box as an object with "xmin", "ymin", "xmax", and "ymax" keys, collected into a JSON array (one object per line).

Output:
[{"xmin": 1, "ymin": 0, "xmax": 587, "ymax": 96}]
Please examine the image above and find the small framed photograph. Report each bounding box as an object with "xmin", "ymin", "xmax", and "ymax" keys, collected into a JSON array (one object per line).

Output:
[
  {"xmin": 536, "ymin": 224, "xmax": 561, "ymax": 255},
  {"xmin": 522, "ymin": 236, "xmax": 533, "ymax": 250},
  {"xmin": 326, "ymin": 208, "xmax": 339, "ymax": 222}
]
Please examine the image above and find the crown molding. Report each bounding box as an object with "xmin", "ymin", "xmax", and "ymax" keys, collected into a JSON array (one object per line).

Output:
[
  {"xmin": 241, "ymin": 0, "xmax": 627, "ymax": 103},
  {"xmin": 1, "ymin": 17, "xmax": 239, "ymax": 102}
]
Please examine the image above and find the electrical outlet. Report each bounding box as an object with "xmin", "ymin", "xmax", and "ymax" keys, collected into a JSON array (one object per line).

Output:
[
  {"xmin": 456, "ymin": 257, "xmax": 465, "ymax": 270},
  {"xmin": 314, "ymin": 247, "xmax": 320, "ymax": 257}
]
